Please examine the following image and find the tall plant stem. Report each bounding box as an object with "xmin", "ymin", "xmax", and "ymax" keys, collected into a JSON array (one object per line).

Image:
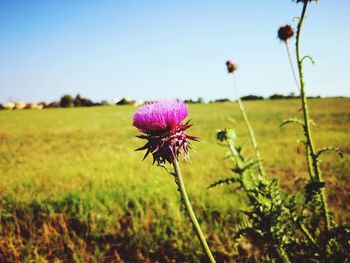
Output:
[
  {"xmin": 233, "ymin": 76, "xmax": 266, "ymax": 178},
  {"xmin": 172, "ymin": 159, "xmax": 216, "ymax": 263},
  {"xmin": 284, "ymin": 41, "xmax": 300, "ymax": 90},
  {"xmin": 227, "ymin": 139, "xmax": 256, "ymax": 190},
  {"xmin": 283, "ymin": 28, "xmax": 314, "ymax": 180},
  {"xmin": 305, "ymin": 142, "xmax": 314, "ymax": 180},
  {"xmin": 296, "ymin": 1, "xmax": 331, "ymax": 231}
]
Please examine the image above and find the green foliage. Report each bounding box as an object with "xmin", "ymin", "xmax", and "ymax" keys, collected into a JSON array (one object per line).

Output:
[
  {"xmin": 0, "ymin": 100, "xmax": 349, "ymax": 262},
  {"xmin": 304, "ymin": 180, "xmax": 325, "ymax": 203},
  {"xmin": 212, "ymin": 129, "xmax": 297, "ymax": 262},
  {"xmin": 241, "ymin": 95, "xmax": 264, "ymax": 101},
  {"xmin": 210, "ymin": 1, "xmax": 349, "ymax": 261},
  {"xmin": 212, "ymin": 115, "xmax": 350, "ymax": 262},
  {"xmin": 73, "ymin": 94, "xmax": 94, "ymax": 107},
  {"xmin": 209, "ymin": 2, "xmax": 350, "ymax": 260},
  {"xmin": 60, "ymin": 94, "xmax": 74, "ymax": 108}
]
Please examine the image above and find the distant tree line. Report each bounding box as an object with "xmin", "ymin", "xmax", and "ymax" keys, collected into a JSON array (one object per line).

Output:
[
  {"xmin": 184, "ymin": 97, "xmax": 204, "ymax": 104},
  {"xmin": 240, "ymin": 92, "xmax": 321, "ymax": 101},
  {"xmin": 59, "ymin": 94, "xmax": 138, "ymax": 108},
  {"xmin": 207, "ymin": 92, "xmax": 322, "ymax": 103},
  {"xmin": 60, "ymin": 94, "xmax": 95, "ymax": 108},
  {"xmin": 0, "ymin": 94, "xmax": 140, "ymax": 110},
  {"xmin": 1, "ymin": 93, "xmax": 341, "ymax": 110}
]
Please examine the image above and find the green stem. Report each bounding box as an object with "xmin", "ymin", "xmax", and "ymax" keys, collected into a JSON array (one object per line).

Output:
[
  {"xmin": 277, "ymin": 246, "xmax": 292, "ymax": 263},
  {"xmin": 296, "ymin": 1, "xmax": 331, "ymax": 232},
  {"xmin": 172, "ymin": 159, "xmax": 216, "ymax": 263},
  {"xmin": 227, "ymin": 139, "xmax": 256, "ymax": 190},
  {"xmin": 233, "ymin": 76, "xmax": 266, "ymax": 178},
  {"xmin": 227, "ymin": 140, "xmax": 242, "ymax": 166},
  {"xmin": 284, "ymin": 41, "xmax": 300, "ymax": 90},
  {"xmin": 305, "ymin": 143, "xmax": 314, "ymax": 179}
]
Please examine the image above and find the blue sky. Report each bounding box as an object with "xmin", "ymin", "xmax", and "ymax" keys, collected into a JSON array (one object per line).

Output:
[{"xmin": 0, "ymin": 0, "xmax": 349, "ymax": 103}]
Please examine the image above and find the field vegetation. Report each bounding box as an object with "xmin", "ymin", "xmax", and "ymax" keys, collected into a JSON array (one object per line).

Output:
[{"xmin": 0, "ymin": 98, "xmax": 349, "ymax": 262}]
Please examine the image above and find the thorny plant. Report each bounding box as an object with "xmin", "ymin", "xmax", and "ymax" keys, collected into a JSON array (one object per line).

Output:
[
  {"xmin": 133, "ymin": 100, "xmax": 216, "ymax": 262},
  {"xmin": 211, "ymin": 1, "xmax": 349, "ymax": 262}
]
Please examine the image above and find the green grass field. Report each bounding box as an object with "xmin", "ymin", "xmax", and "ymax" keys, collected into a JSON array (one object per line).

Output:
[{"xmin": 0, "ymin": 98, "xmax": 349, "ymax": 262}]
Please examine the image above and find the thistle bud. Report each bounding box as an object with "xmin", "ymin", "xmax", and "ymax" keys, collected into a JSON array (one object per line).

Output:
[
  {"xmin": 226, "ymin": 60, "xmax": 238, "ymax": 73},
  {"xmin": 277, "ymin": 25, "xmax": 294, "ymax": 42}
]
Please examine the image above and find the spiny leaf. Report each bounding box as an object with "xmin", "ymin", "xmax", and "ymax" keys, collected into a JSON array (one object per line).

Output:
[
  {"xmin": 234, "ymin": 224, "xmax": 263, "ymax": 240},
  {"xmin": 301, "ymin": 55, "xmax": 315, "ymax": 65},
  {"xmin": 279, "ymin": 118, "xmax": 304, "ymax": 129},
  {"xmin": 231, "ymin": 158, "xmax": 259, "ymax": 175},
  {"xmin": 236, "ymin": 144, "xmax": 243, "ymax": 155},
  {"xmin": 240, "ymin": 210, "xmax": 256, "ymax": 220},
  {"xmin": 207, "ymin": 177, "xmax": 240, "ymax": 189},
  {"xmin": 231, "ymin": 166, "xmax": 243, "ymax": 174},
  {"xmin": 233, "ymin": 221, "xmax": 253, "ymax": 237},
  {"xmin": 242, "ymin": 158, "xmax": 260, "ymax": 171},
  {"xmin": 316, "ymin": 146, "xmax": 343, "ymax": 158}
]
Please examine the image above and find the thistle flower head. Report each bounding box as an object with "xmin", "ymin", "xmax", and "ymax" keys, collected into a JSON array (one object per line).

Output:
[
  {"xmin": 226, "ymin": 60, "xmax": 238, "ymax": 73},
  {"xmin": 277, "ymin": 25, "xmax": 294, "ymax": 42},
  {"xmin": 133, "ymin": 100, "xmax": 197, "ymax": 164}
]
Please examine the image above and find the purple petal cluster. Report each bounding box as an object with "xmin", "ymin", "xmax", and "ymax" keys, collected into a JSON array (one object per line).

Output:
[
  {"xmin": 133, "ymin": 100, "xmax": 197, "ymax": 164},
  {"xmin": 133, "ymin": 100, "xmax": 189, "ymax": 134}
]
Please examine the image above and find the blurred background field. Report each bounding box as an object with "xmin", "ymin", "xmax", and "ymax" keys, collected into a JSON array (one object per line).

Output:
[{"xmin": 0, "ymin": 98, "xmax": 349, "ymax": 262}]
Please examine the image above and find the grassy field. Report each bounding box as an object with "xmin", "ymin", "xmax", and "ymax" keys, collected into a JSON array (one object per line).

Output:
[{"xmin": 0, "ymin": 98, "xmax": 349, "ymax": 262}]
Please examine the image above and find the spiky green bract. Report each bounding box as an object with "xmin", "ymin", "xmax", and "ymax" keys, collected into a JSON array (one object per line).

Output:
[
  {"xmin": 133, "ymin": 100, "xmax": 198, "ymax": 164},
  {"xmin": 136, "ymin": 121, "xmax": 197, "ymax": 164}
]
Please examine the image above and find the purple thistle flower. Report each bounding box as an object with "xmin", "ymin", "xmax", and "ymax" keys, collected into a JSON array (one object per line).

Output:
[{"xmin": 133, "ymin": 100, "xmax": 198, "ymax": 164}]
